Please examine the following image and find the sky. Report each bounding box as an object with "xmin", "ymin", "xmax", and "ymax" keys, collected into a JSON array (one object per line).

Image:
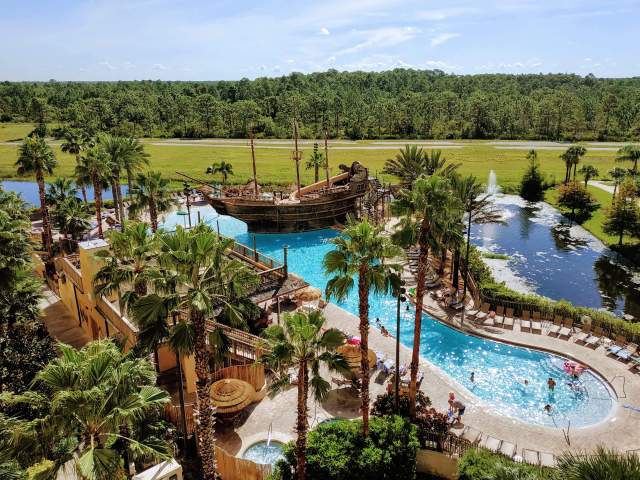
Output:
[{"xmin": 1, "ymin": 0, "xmax": 639, "ymax": 81}]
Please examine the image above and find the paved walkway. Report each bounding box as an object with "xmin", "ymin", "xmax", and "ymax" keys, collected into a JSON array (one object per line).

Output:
[
  {"xmin": 590, "ymin": 180, "xmax": 615, "ymax": 195},
  {"xmin": 39, "ymin": 287, "xmax": 90, "ymax": 348}
]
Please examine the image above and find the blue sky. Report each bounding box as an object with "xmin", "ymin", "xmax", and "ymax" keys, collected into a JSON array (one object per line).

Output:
[{"xmin": 1, "ymin": 0, "xmax": 639, "ymax": 80}]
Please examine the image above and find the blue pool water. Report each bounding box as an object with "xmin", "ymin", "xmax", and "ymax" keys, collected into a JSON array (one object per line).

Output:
[
  {"xmin": 161, "ymin": 205, "xmax": 615, "ymax": 429},
  {"xmin": 242, "ymin": 441, "xmax": 284, "ymax": 466}
]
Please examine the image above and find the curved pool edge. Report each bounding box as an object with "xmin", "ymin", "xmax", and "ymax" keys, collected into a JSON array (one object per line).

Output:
[{"xmin": 237, "ymin": 431, "xmax": 294, "ymax": 458}]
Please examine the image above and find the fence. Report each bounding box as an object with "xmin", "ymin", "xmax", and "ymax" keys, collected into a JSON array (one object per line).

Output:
[
  {"xmin": 211, "ymin": 364, "xmax": 266, "ymax": 392},
  {"xmin": 216, "ymin": 446, "xmax": 272, "ymax": 480},
  {"xmin": 421, "ymin": 431, "xmax": 475, "ymax": 458},
  {"xmin": 164, "ymin": 402, "xmax": 196, "ymax": 437}
]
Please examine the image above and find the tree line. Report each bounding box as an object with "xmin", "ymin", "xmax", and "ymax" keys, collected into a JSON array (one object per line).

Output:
[{"xmin": 1, "ymin": 69, "xmax": 640, "ymax": 141}]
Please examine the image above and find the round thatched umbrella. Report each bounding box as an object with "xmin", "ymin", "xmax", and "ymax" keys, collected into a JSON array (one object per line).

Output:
[
  {"xmin": 295, "ymin": 286, "xmax": 322, "ymax": 302},
  {"xmin": 210, "ymin": 378, "xmax": 256, "ymax": 415},
  {"xmin": 337, "ymin": 344, "xmax": 376, "ymax": 375}
]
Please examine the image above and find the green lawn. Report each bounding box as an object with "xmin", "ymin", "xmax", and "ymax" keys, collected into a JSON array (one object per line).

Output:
[
  {"xmin": 0, "ymin": 123, "xmax": 36, "ymax": 142},
  {"xmin": 545, "ymin": 183, "xmax": 627, "ymax": 246}
]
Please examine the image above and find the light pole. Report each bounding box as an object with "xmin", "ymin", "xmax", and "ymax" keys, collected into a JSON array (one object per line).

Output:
[{"xmin": 395, "ymin": 285, "xmax": 406, "ymax": 414}]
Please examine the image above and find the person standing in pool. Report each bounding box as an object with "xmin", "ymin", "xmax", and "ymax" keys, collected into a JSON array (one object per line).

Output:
[
  {"xmin": 470, "ymin": 372, "xmax": 475, "ymax": 383},
  {"xmin": 547, "ymin": 377, "xmax": 556, "ymax": 391}
]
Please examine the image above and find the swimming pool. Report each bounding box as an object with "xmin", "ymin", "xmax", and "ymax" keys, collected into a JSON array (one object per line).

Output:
[{"xmin": 161, "ymin": 205, "xmax": 615, "ymax": 428}]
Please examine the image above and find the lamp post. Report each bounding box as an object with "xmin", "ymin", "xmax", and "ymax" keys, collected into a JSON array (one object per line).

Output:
[{"xmin": 395, "ymin": 285, "xmax": 406, "ymax": 414}]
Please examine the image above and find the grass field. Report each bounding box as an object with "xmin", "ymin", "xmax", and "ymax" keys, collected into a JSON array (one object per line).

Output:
[{"xmin": 0, "ymin": 123, "xmax": 37, "ymax": 142}]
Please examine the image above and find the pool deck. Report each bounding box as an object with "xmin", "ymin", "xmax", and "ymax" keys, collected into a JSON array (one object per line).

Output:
[{"xmin": 220, "ymin": 299, "xmax": 640, "ymax": 460}]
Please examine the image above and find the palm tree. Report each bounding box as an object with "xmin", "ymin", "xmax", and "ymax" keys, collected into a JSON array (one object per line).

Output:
[
  {"xmin": 324, "ymin": 217, "xmax": 401, "ymax": 434},
  {"xmin": 94, "ymin": 221, "xmax": 158, "ymax": 313},
  {"xmin": 579, "ymin": 164, "xmax": 599, "ymax": 187},
  {"xmin": 424, "ymin": 149, "xmax": 460, "ymax": 177},
  {"xmin": 15, "ymin": 136, "xmax": 57, "ymax": 256},
  {"xmin": 52, "ymin": 197, "xmax": 91, "ymax": 244},
  {"xmin": 75, "ymin": 146, "xmax": 112, "ymax": 239},
  {"xmin": 616, "ymin": 144, "xmax": 640, "ymax": 175},
  {"xmin": 121, "ymin": 137, "xmax": 150, "ymax": 193},
  {"xmin": 1, "ymin": 340, "xmax": 171, "ymax": 480},
  {"xmin": 609, "ymin": 167, "xmax": 628, "ymax": 198},
  {"xmin": 98, "ymin": 133, "xmax": 127, "ymax": 223},
  {"xmin": 452, "ymin": 175, "xmax": 502, "ymax": 313},
  {"xmin": 46, "ymin": 176, "xmax": 78, "ymax": 208},
  {"xmin": 146, "ymin": 224, "xmax": 259, "ymax": 478},
  {"xmin": 560, "ymin": 145, "xmax": 587, "ymax": 184},
  {"xmin": 391, "ymin": 175, "xmax": 456, "ymax": 416},
  {"xmin": 206, "ymin": 160, "xmax": 234, "ymax": 185},
  {"xmin": 382, "ymin": 145, "xmax": 426, "ymax": 188},
  {"xmin": 261, "ymin": 310, "xmax": 348, "ymax": 480},
  {"xmin": 129, "ymin": 171, "xmax": 177, "ymax": 232},
  {"xmin": 555, "ymin": 446, "xmax": 640, "ymax": 479},
  {"xmin": 61, "ymin": 128, "xmax": 88, "ymax": 203},
  {"xmin": 305, "ymin": 148, "xmax": 325, "ymax": 183}
]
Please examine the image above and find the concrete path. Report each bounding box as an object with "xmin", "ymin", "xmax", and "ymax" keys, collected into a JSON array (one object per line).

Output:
[
  {"xmin": 39, "ymin": 287, "xmax": 90, "ymax": 349},
  {"xmin": 590, "ymin": 180, "xmax": 615, "ymax": 194}
]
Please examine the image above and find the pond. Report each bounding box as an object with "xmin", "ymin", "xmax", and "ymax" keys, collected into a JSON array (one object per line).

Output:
[
  {"xmin": 471, "ymin": 194, "xmax": 640, "ymax": 321},
  {"xmin": 1, "ymin": 180, "xmax": 128, "ymax": 206}
]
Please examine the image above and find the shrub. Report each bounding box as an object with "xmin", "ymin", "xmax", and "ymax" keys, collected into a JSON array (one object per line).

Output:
[
  {"xmin": 371, "ymin": 390, "xmax": 431, "ymax": 417},
  {"xmin": 457, "ymin": 448, "xmax": 551, "ymax": 480},
  {"xmin": 519, "ymin": 152, "xmax": 548, "ymax": 202},
  {"xmin": 274, "ymin": 416, "xmax": 419, "ymax": 480},
  {"xmin": 556, "ymin": 183, "xmax": 599, "ymax": 223}
]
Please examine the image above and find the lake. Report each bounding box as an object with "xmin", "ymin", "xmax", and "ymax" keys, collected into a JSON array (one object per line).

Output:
[
  {"xmin": 1, "ymin": 180, "xmax": 128, "ymax": 205},
  {"xmin": 472, "ymin": 195, "xmax": 640, "ymax": 320}
]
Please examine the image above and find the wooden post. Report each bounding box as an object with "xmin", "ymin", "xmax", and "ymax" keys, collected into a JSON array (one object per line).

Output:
[
  {"xmin": 283, "ymin": 245, "xmax": 288, "ymax": 277},
  {"xmin": 197, "ymin": 210, "xmax": 201, "ymax": 224},
  {"xmin": 249, "ymin": 127, "xmax": 258, "ymax": 197},
  {"xmin": 324, "ymin": 128, "xmax": 330, "ymax": 188},
  {"xmin": 253, "ymin": 235, "xmax": 258, "ymax": 262},
  {"xmin": 293, "ymin": 119, "xmax": 302, "ymax": 199}
]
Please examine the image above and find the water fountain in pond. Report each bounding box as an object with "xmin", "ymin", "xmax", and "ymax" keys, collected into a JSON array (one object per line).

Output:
[{"xmin": 486, "ymin": 170, "xmax": 499, "ymax": 194}]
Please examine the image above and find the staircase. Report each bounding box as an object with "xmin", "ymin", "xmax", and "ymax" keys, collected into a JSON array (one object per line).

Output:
[{"xmin": 363, "ymin": 177, "xmax": 385, "ymax": 222}]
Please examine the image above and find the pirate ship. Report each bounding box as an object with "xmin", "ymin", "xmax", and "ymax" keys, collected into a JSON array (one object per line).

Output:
[{"xmin": 180, "ymin": 123, "xmax": 374, "ymax": 233}]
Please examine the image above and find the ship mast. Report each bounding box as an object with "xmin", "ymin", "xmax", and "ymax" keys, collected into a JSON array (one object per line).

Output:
[
  {"xmin": 323, "ymin": 127, "xmax": 330, "ymax": 188},
  {"xmin": 249, "ymin": 127, "xmax": 258, "ymax": 197},
  {"xmin": 292, "ymin": 118, "xmax": 302, "ymax": 198}
]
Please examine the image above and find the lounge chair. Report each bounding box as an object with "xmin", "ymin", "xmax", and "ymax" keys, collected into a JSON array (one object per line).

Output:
[
  {"xmin": 549, "ymin": 316, "xmax": 563, "ymax": 336},
  {"xmin": 474, "ymin": 303, "xmax": 491, "ymax": 322},
  {"xmin": 520, "ymin": 310, "xmax": 532, "ymax": 332},
  {"xmin": 531, "ymin": 312, "xmax": 542, "ymax": 334},
  {"xmin": 539, "ymin": 451, "xmax": 556, "ymax": 467},
  {"xmin": 502, "ymin": 307, "xmax": 515, "ymax": 329},
  {"xmin": 558, "ymin": 318, "xmax": 574, "ymax": 338},
  {"xmin": 499, "ymin": 440, "xmax": 517, "ymax": 458},
  {"xmin": 493, "ymin": 306, "xmax": 505, "ymax": 328},
  {"xmin": 574, "ymin": 324, "xmax": 591, "ymax": 343},
  {"xmin": 480, "ymin": 435, "xmax": 502, "ymax": 452},
  {"xmin": 616, "ymin": 343, "xmax": 638, "ymax": 362},
  {"xmin": 585, "ymin": 326, "xmax": 604, "ymax": 347},
  {"xmin": 523, "ymin": 448, "xmax": 540, "ymax": 465},
  {"xmin": 607, "ymin": 335, "xmax": 627, "ymax": 356},
  {"xmin": 460, "ymin": 426, "xmax": 481, "ymax": 444}
]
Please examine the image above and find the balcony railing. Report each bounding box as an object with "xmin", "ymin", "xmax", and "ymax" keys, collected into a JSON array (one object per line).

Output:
[
  {"xmin": 95, "ymin": 296, "xmax": 138, "ymax": 346},
  {"xmin": 55, "ymin": 256, "xmax": 84, "ymax": 292}
]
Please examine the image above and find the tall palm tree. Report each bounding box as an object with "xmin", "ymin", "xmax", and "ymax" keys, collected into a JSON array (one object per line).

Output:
[
  {"xmin": 383, "ymin": 146, "xmax": 459, "ymax": 188},
  {"xmin": 121, "ymin": 137, "xmax": 150, "ymax": 193},
  {"xmin": 146, "ymin": 224, "xmax": 259, "ymax": 478},
  {"xmin": 15, "ymin": 136, "xmax": 57, "ymax": 256},
  {"xmin": 579, "ymin": 164, "xmax": 599, "ymax": 187},
  {"xmin": 61, "ymin": 128, "xmax": 88, "ymax": 203},
  {"xmin": 94, "ymin": 221, "xmax": 158, "ymax": 314},
  {"xmin": 128, "ymin": 171, "xmax": 176, "ymax": 232},
  {"xmin": 206, "ymin": 161, "xmax": 234, "ymax": 185},
  {"xmin": 305, "ymin": 149, "xmax": 325, "ymax": 183},
  {"xmin": 616, "ymin": 144, "xmax": 640, "ymax": 175},
  {"xmin": 609, "ymin": 167, "xmax": 628, "ymax": 198},
  {"xmin": 52, "ymin": 197, "xmax": 91, "ymax": 243},
  {"xmin": 391, "ymin": 175, "xmax": 456, "ymax": 416},
  {"xmin": 560, "ymin": 145, "xmax": 587, "ymax": 184},
  {"xmin": 98, "ymin": 133, "xmax": 127, "ymax": 223},
  {"xmin": 75, "ymin": 146, "xmax": 112, "ymax": 239},
  {"xmin": 555, "ymin": 446, "xmax": 640, "ymax": 479},
  {"xmin": 261, "ymin": 310, "xmax": 348, "ymax": 480},
  {"xmin": 324, "ymin": 217, "xmax": 401, "ymax": 435},
  {"xmin": 453, "ymin": 174, "xmax": 502, "ymax": 312},
  {"xmin": 1, "ymin": 340, "xmax": 171, "ymax": 480}
]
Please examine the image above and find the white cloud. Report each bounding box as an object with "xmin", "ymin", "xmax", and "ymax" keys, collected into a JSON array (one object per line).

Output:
[
  {"xmin": 152, "ymin": 63, "xmax": 168, "ymax": 70},
  {"xmin": 424, "ymin": 60, "xmax": 462, "ymax": 71},
  {"xmin": 337, "ymin": 26, "xmax": 419, "ymax": 55},
  {"xmin": 430, "ymin": 33, "xmax": 460, "ymax": 47},
  {"xmin": 418, "ymin": 7, "xmax": 477, "ymax": 21},
  {"xmin": 319, "ymin": 27, "xmax": 330, "ymax": 36}
]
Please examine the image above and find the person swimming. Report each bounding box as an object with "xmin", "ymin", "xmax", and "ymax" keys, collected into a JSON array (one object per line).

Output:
[{"xmin": 544, "ymin": 404, "xmax": 554, "ymax": 414}]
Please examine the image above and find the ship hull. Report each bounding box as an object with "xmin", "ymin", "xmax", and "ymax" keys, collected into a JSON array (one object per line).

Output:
[{"xmin": 207, "ymin": 193, "xmax": 363, "ymax": 233}]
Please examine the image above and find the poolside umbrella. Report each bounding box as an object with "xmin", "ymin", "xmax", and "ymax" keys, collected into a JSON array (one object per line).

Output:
[
  {"xmin": 337, "ymin": 344, "xmax": 376, "ymax": 375},
  {"xmin": 295, "ymin": 286, "xmax": 322, "ymax": 302},
  {"xmin": 176, "ymin": 210, "xmax": 189, "ymax": 227},
  {"xmin": 210, "ymin": 378, "xmax": 256, "ymax": 415}
]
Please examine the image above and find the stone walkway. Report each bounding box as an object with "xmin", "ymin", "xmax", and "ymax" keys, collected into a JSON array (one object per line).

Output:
[{"xmin": 39, "ymin": 287, "xmax": 90, "ymax": 348}]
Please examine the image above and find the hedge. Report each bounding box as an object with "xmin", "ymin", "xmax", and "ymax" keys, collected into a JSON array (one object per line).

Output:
[
  {"xmin": 467, "ymin": 246, "xmax": 640, "ymax": 342},
  {"xmin": 457, "ymin": 448, "xmax": 553, "ymax": 480}
]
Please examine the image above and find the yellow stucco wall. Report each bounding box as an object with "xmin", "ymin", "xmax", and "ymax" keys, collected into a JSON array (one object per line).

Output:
[{"xmin": 416, "ymin": 450, "xmax": 458, "ymax": 479}]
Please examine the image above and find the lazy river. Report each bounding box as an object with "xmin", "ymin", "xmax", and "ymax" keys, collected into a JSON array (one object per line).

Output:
[{"xmin": 161, "ymin": 204, "xmax": 615, "ymax": 429}]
